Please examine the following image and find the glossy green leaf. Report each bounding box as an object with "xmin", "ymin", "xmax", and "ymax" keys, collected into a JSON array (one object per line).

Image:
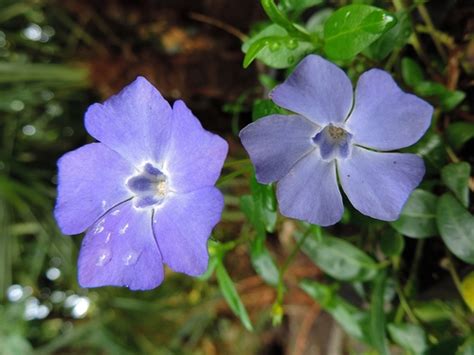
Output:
[
  {"xmin": 380, "ymin": 230, "xmax": 404, "ymax": 257},
  {"xmin": 446, "ymin": 122, "xmax": 474, "ymax": 151},
  {"xmin": 401, "ymin": 57, "xmax": 424, "ymax": 87},
  {"xmin": 439, "ymin": 90, "xmax": 466, "ymax": 111},
  {"xmin": 441, "ymin": 162, "xmax": 471, "ymax": 208},
  {"xmin": 387, "ymin": 323, "xmax": 428, "ymax": 354},
  {"xmin": 300, "ymin": 280, "xmax": 371, "ymax": 343},
  {"xmin": 296, "ymin": 232, "xmax": 378, "ymax": 281},
  {"xmin": 324, "ymin": 4, "xmax": 397, "ymax": 60},
  {"xmin": 261, "ymin": 0, "xmax": 300, "ymax": 34},
  {"xmin": 414, "ymin": 81, "xmax": 465, "ymax": 112},
  {"xmin": 215, "ymin": 260, "xmax": 253, "ymax": 331},
  {"xmin": 252, "ymin": 99, "xmax": 286, "ymax": 121},
  {"xmin": 437, "ymin": 193, "xmax": 474, "ymax": 264},
  {"xmin": 249, "ymin": 175, "xmax": 277, "ymax": 233},
  {"xmin": 391, "ymin": 189, "xmax": 438, "ymax": 238},
  {"xmin": 250, "ymin": 233, "xmax": 279, "ymax": 286},
  {"xmin": 369, "ymin": 271, "xmax": 389, "ymax": 355},
  {"xmin": 365, "ymin": 12, "xmax": 411, "ymax": 60},
  {"xmin": 242, "ymin": 24, "xmax": 313, "ymax": 68}
]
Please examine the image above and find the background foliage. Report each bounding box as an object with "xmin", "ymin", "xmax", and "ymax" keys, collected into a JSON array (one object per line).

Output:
[{"xmin": 0, "ymin": 0, "xmax": 473, "ymax": 354}]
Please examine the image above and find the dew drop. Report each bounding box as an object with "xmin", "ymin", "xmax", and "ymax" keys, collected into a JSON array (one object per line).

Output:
[
  {"xmin": 96, "ymin": 249, "xmax": 111, "ymax": 266},
  {"xmin": 285, "ymin": 39, "xmax": 298, "ymax": 49},
  {"xmin": 111, "ymin": 209, "xmax": 120, "ymax": 216},
  {"xmin": 119, "ymin": 223, "xmax": 129, "ymax": 235},
  {"xmin": 269, "ymin": 41, "xmax": 281, "ymax": 52},
  {"xmin": 101, "ymin": 200, "xmax": 107, "ymax": 211},
  {"xmin": 122, "ymin": 250, "xmax": 139, "ymax": 266},
  {"xmin": 94, "ymin": 218, "xmax": 106, "ymax": 234},
  {"xmin": 105, "ymin": 232, "xmax": 112, "ymax": 243}
]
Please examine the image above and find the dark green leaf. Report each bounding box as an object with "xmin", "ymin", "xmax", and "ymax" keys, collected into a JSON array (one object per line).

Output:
[
  {"xmin": 441, "ymin": 162, "xmax": 470, "ymax": 208},
  {"xmin": 380, "ymin": 230, "xmax": 405, "ymax": 257},
  {"xmin": 215, "ymin": 260, "xmax": 253, "ymax": 331},
  {"xmin": 249, "ymin": 175, "xmax": 277, "ymax": 233},
  {"xmin": 242, "ymin": 24, "xmax": 313, "ymax": 68},
  {"xmin": 391, "ymin": 189, "xmax": 438, "ymax": 238},
  {"xmin": 297, "ymin": 232, "xmax": 378, "ymax": 281},
  {"xmin": 252, "ymin": 99, "xmax": 286, "ymax": 121},
  {"xmin": 425, "ymin": 337, "xmax": 465, "ymax": 355},
  {"xmin": 405, "ymin": 130, "xmax": 447, "ymax": 172},
  {"xmin": 401, "ymin": 57, "xmax": 424, "ymax": 87},
  {"xmin": 369, "ymin": 271, "xmax": 389, "ymax": 355},
  {"xmin": 387, "ymin": 323, "xmax": 428, "ymax": 354},
  {"xmin": 250, "ymin": 233, "xmax": 279, "ymax": 286},
  {"xmin": 300, "ymin": 280, "xmax": 371, "ymax": 343},
  {"xmin": 457, "ymin": 336, "xmax": 474, "ymax": 355},
  {"xmin": 439, "ymin": 90, "xmax": 465, "ymax": 111},
  {"xmin": 446, "ymin": 122, "xmax": 474, "ymax": 151},
  {"xmin": 324, "ymin": 5, "xmax": 397, "ymax": 60},
  {"xmin": 437, "ymin": 193, "xmax": 474, "ymax": 264},
  {"xmin": 365, "ymin": 12, "xmax": 411, "ymax": 60}
]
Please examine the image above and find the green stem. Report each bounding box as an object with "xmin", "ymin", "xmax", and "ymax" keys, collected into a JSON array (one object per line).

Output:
[
  {"xmin": 417, "ymin": 4, "xmax": 447, "ymax": 61},
  {"xmin": 445, "ymin": 252, "xmax": 464, "ymax": 301}
]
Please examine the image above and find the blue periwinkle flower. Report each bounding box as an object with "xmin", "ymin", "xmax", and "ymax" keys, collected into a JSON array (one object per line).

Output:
[
  {"xmin": 54, "ymin": 77, "xmax": 228, "ymax": 290},
  {"xmin": 240, "ymin": 55, "xmax": 433, "ymax": 226}
]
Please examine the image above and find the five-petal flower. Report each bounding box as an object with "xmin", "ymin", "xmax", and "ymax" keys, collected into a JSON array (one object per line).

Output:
[
  {"xmin": 240, "ymin": 55, "xmax": 433, "ymax": 226},
  {"xmin": 54, "ymin": 77, "xmax": 228, "ymax": 290}
]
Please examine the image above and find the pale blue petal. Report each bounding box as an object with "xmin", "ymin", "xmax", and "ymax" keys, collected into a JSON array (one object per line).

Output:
[
  {"xmin": 164, "ymin": 100, "xmax": 228, "ymax": 192},
  {"xmin": 54, "ymin": 143, "xmax": 135, "ymax": 235},
  {"xmin": 239, "ymin": 114, "xmax": 318, "ymax": 184},
  {"xmin": 276, "ymin": 151, "xmax": 343, "ymax": 226},
  {"xmin": 338, "ymin": 147, "xmax": 425, "ymax": 221},
  {"xmin": 153, "ymin": 187, "xmax": 224, "ymax": 276},
  {"xmin": 270, "ymin": 55, "xmax": 353, "ymax": 125},
  {"xmin": 85, "ymin": 76, "xmax": 172, "ymax": 165},
  {"xmin": 78, "ymin": 202, "xmax": 164, "ymax": 290},
  {"xmin": 346, "ymin": 69, "xmax": 433, "ymax": 151}
]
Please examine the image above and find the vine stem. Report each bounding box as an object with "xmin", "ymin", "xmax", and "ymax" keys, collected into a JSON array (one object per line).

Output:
[{"xmin": 417, "ymin": 4, "xmax": 448, "ymax": 61}]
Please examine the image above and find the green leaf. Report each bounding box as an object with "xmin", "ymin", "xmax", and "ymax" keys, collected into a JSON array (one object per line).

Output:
[
  {"xmin": 365, "ymin": 12, "xmax": 411, "ymax": 60},
  {"xmin": 323, "ymin": 4, "xmax": 397, "ymax": 60},
  {"xmin": 387, "ymin": 323, "xmax": 428, "ymax": 354},
  {"xmin": 380, "ymin": 230, "xmax": 404, "ymax": 257},
  {"xmin": 369, "ymin": 271, "xmax": 389, "ymax": 355},
  {"xmin": 441, "ymin": 162, "xmax": 471, "ymax": 208},
  {"xmin": 215, "ymin": 260, "xmax": 253, "ymax": 331},
  {"xmin": 242, "ymin": 24, "xmax": 314, "ymax": 68},
  {"xmin": 439, "ymin": 90, "xmax": 465, "ymax": 111},
  {"xmin": 437, "ymin": 193, "xmax": 474, "ymax": 264},
  {"xmin": 306, "ymin": 8, "xmax": 333, "ymax": 35},
  {"xmin": 252, "ymin": 99, "xmax": 286, "ymax": 121},
  {"xmin": 297, "ymin": 232, "xmax": 378, "ymax": 281},
  {"xmin": 425, "ymin": 337, "xmax": 465, "ymax": 355},
  {"xmin": 250, "ymin": 175, "xmax": 277, "ymax": 233},
  {"xmin": 261, "ymin": 0, "xmax": 301, "ymax": 34},
  {"xmin": 391, "ymin": 189, "xmax": 438, "ymax": 238},
  {"xmin": 446, "ymin": 122, "xmax": 474, "ymax": 151},
  {"xmin": 401, "ymin": 57, "xmax": 425, "ymax": 87},
  {"xmin": 281, "ymin": 0, "xmax": 324, "ymax": 12},
  {"xmin": 405, "ymin": 130, "xmax": 447, "ymax": 172},
  {"xmin": 457, "ymin": 336, "xmax": 474, "ymax": 355},
  {"xmin": 250, "ymin": 233, "xmax": 279, "ymax": 286},
  {"xmin": 300, "ymin": 280, "xmax": 371, "ymax": 343}
]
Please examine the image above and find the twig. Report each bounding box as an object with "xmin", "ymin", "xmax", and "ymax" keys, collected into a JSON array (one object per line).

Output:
[{"xmin": 189, "ymin": 12, "xmax": 247, "ymax": 42}]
